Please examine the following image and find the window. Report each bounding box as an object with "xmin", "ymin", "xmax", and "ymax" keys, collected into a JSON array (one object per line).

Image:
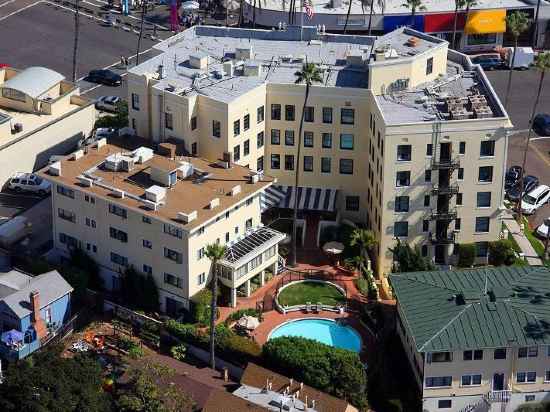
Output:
[
  {"xmin": 396, "ymin": 171, "xmax": 411, "ymax": 187},
  {"xmin": 84, "ymin": 194, "xmax": 95, "ymax": 204},
  {"xmin": 526, "ymin": 395, "xmax": 536, "ymax": 402},
  {"xmin": 479, "ymin": 166, "xmax": 493, "ymax": 182},
  {"xmin": 212, "ymin": 120, "xmax": 221, "ymax": 138},
  {"xmin": 394, "ymin": 222, "xmax": 408, "ymax": 237},
  {"xmin": 425, "ymin": 376, "xmax": 452, "ymax": 388},
  {"xmin": 131, "ymin": 93, "xmax": 140, "ymax": 110},
  {"xmin": 197, "ymin": 247, "xmax": 205, "ymax": 260},
  {"xmin": 519, "ymin": 346, "xmax": 539, "ymax": 358},
  {"xmin": 142, "ymin": 264, "xmax": 152, "ymax": 275},
  {"xmin": 142, "ymin": 239, "xmax": 152, "ymax": 249},
  {"xmin": 322, "ymin": 133, "xmax": 332, "ymax": 148},
  {"xmin": 322, "ymin": 107, "xmax": 333, "ymax": 123},
  {"xmin": 304, "ymin": 131, "xmax": 314, "ymax": 147},
  {"xmin": 164, "ymin": 273, "xmax": 183, "ymax": 288},
  {"xmin": 397, "ymin": 145, "xmax": 412, "ymax": 161},
  {"xmin": 545, "ymin": 371, "xmax": 550, "ymax": 382},
  {"xmin": 285, "ymin": 105, "xmax": 295, "ymax": 121},
  {"xmin": 190, "ymin": 116, "xmax": 197, "ymax": 130},
  {"xmin": 461, "ymin": 374, "xmax": 482, "ymax": 386},
  {"xmin": 459, "ymin": 141, "xmax": 466, "ymax": 155},
  {"xmin": 85, "ymin": 217, "xmax": 96, "ymax": 228},
  {"xmin": 477, "ymin": 192, "xmax": 491, "ymax": 208},
  {"xmin": 235, "ymin": 226, "xmax": 239, "ymax": 234},
  {"xmin": 284, "ymin": 155, "xmax": 294, "ymax": 171},
  {"xmin": 257, "ymin": 156, "xmax": 264, "ymax": 171},
  {"xmin": 271, "ymin": 104, "xmax": 281, "ymax": 120},
  {"xmin": 285, "ymin": 130, "xmax": 295, "ymax": 146},
  {"xmin": 110, "ymin": 252, "xmax": 128, "ymax": 266},
  {"xmin": 164, "ymin": 223, "xmax": 183, "ymax": 239},
  {"xmin": 341, "ymin": 108, "xmax": 355, "ymax": 125},
  {"xmin": 244, "ymin": 140, "xmax": 250, "ymax": 156},
  {"xmin": 198, "ymin": 272, "xmax": 206, "ymax": 285},
  {"xmin": 109, "ymin": 227, "xmax": 128, "ymax": 243},
  {"xmin": 458, "ymin": 168, "xmax": 464, "ymax": 180},
  {"xmin": 480, "ymin": 140, "xmax": 495, "ymax": 157},
  {"xmin": 243, "ymin": 114, "xmax": 250, "ymax": 131},
  {"xmin": 468, "ymin": 33, "xmax": 498, "ymax": 45},
  {"xmin": 426, "ymin": 57, "xmax": 434, "ymax": 75},
  {"xmin": 340, "ymin": 134, "xmax": 354, "ymax": 150},
  {"xmin": 271, "ymin": 129, "xmax": 281, "ymax": 145},
  {"xmin": 425, "ymin": 170, "xmax": 432, "ymax": 182},
  {"xmin": 339, "ymin": 159, "xmax": 354, "ymax": 175},
  {"xmin": 303, "ymin": 156, "xmax": 313, "ymax": 172},
  {"xmin": 431, "ymin": 352, "xmax": 452, "ymax": 362},
  {"xmin": 455, "ymin": 218, "xmax": 461, "ymax": 230},
  {"xmin": 423, "ymin": 220, "xmax": 430, "ymax": 232},
  {"xmin": 246, "ymin": 197, "xmax": 253, "ymax": 206},
  {"xmin": 475, "ymin": 217, "xmax": 490, "ymax": 233},
  {"xmin": 517, "ymin": 372, "xmax": 537, "ymax": 383},
  {"xmin": 233, "ymin": 145, "xmax": 240, "ymax": 161},
  {"xmin": 164, "ymin": 247, "xmax": 183, "ymax": 263},
  {"xmin": 233, "ymin": 119, "xmax": 240, "ymax": 136},
  {"xmin": 426, "ymin": 143, "xmax": 433, "ymax": 156},
  {"xmin": 59, "ymin": 232, "xmax": 78, "ymax": 248},
  {"xmin": 304, "ymin": 106, "xmax": 314, "ymax": 122},
  {"xmin": 57, "ymin": 185, "xmax": 75, "ymax": 198},
  {"xmin": 165, "ymin": 113, "xmax": 173, "ymax": 130},
  {"xmin": 257, "ymin": 106, "xmax": 264, "ymax": 123},
  {"xmin": 395, "ymin": 196, "xmax": 409, "ymax": 212},
  {"xmin": 109, "ymin": 204, "xmax": 127, "ymax": 219},
  {"xmin": 321, "ymin": 157, "xmax": 331, "ymax": 173},
  {"xmin": 142, "ymin": 216, "xmax": 151, "ymax": 224},
  {"xmin": 494, "ymin": 348, "xmax": 507, "ymax": 359},
  {"xmin": 257, "ymin": 131, "xmax": 264, "ymax": 148},
  {"xmin": 2, "ymin": 88, "xmax": 25, "ymax": 102},
  {"xmin": 463, "ymin": 350, "xmax": 483, "ymax": 361},
  {"xmin": 246, "ymin": 218, "xmax": 253, "ymax": 230},
  {"xmin": 58, "ymin": 208, "xmax": 76, "ymax": 223},
  {"xmin": 346, "ymin": 196, "xmax": 360, "ymax": 211},
  {"xmin": 271, "ymin": 154, "xmax": 280, "ymax": 169},
  {"xmin": 225, "ymin": 232, "xmax": 230, "ymax": 242}
]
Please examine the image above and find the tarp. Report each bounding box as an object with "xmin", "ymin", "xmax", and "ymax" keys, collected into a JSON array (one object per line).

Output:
[
  {"xmin": 464, "ymin": 9, "xmax": 506, "ymax": 34},
  {"xmin": 383, "ymin": 15, "xmax": 425, "ymax": 32},
  {"xmin": 1, "ymin": 329, "xmax": 24, "ymax": 345},
  {"xmin": 425, "ymin": 12, "xmax": 466, "ymax": 33}
]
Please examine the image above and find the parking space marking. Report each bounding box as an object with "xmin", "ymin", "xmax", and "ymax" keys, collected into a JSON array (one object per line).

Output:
[
  {"xmin": 0, "ymin": 0, "xmax": 41, "ymax": 21},
  {"xmin": 0, "ymin": 0, "xmax": 19, "ymax": 9}
]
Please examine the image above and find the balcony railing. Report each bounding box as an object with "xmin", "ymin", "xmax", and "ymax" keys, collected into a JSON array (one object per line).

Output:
[
  {"xmin": 431, "ymin": 157, "xmax": 461, "ymax": 170},
  {"xmin": 429, "ymin": 208, "xmax": 458, "ymax": 221},
  {"xmin": 485, "ymin": 390, "xmax": 511, "ymax": 403},
  {"xmin": 429, "ymin": 232, "xmax": 456, "ymax": 244},
  {"xmin": 431, "ymin": 184, "xmax": 459, "ymax": 196}
]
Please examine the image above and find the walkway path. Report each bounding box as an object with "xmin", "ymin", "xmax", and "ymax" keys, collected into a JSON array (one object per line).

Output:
[{"xmin": 502, "ymin": 212, "xmax": 543, "ymax": 265}]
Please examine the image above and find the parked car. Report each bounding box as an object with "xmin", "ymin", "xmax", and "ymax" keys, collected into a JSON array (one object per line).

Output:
[
  {"xmin": 95, "ymin": 96, "xmax": 121, "ymax": 112},
  {"xmin": 505, "ymin": 165, "xmax": 522, "ymax": 191},
  {"xmin": 507, "ymin": 175, "xmax": 539, "ymax": 202},
  {"xmin": 503, "ymin": 47, "xmax": 534, "ymax": 69},
  {"xmin": 471, "ymin": 54, "xmax": 504, "ymax": 70},
  {"xmin": 8, "ymin": 173, "xmax": 51, "ymax": 195},
  {"xmin": 533, "ymin": 114, "xmax": 550, "ymax": 137},
  {"xmin": 536, "ymin": 219, "xmax": 550, "ymax": 239},
  {"xmin": 521, "ymin": 184, "xmax": 550, "ymax": 215},
  {"xmin": 87, "ymin": 69, "xmax": 122, "ymax": 86}
]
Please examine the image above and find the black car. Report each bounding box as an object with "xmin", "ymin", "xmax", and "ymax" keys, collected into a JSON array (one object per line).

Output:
[
  {"xmin": 533, "ymin": 113, "xmax": 550, "ymax": 136},
  {"xmin": 507, "ymin": 175, "xmax": 539, "ymax": 202},
  {"xmin": 505, "ymin": 165, "xmax": 522, "ymax": 191},
  {"xmin": 87, "ymin": 69, "xmax": 122, "ymax": 86}
]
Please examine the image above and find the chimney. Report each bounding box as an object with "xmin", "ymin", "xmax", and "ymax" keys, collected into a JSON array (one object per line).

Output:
[{"xmin": 30, "ymin": 291, "xmax": 48, "ymax": 339}]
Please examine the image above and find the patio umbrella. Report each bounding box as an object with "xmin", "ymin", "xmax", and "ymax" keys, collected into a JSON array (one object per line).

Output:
[
  {"xmin": 181, "ymin": 1, "xmax": 199, "ymax": 11},
  {"xmin": 323, "ymin": 241, "xmax": 344, "ymax": 255},
  {"xmin": 1, "ymin": 329, "xmax": 24, "ymax": 345},
  {"xmin": 237, "ymin": 315, "xmax": 260, "ymax": 330}
]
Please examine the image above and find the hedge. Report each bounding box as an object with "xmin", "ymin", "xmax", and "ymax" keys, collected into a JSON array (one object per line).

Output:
[
  {"xmin": 457, "ymin": 243, "xmax": 476, "ymax": 267},
  {"xmin": 190, "ymin": 289, "xmax": 219, "ymax": 326}
]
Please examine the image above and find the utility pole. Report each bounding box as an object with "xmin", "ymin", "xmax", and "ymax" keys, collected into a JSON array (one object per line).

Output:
[
  {"xmin": 72, "ymin": 0, "xmax": 80, "ymax": 82},
  {"xmin": 135, "ymin": 0, "xmax": 147, "ymax": 66}
]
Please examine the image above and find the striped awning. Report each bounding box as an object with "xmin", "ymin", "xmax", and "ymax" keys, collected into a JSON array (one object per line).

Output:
[
  {"xmin": 277, "ymin": 186, "xmax": 338, "ymax": 212},
  {"xmin": 260, "ymin": 185, "xmax": 287, "ymax": 212}
]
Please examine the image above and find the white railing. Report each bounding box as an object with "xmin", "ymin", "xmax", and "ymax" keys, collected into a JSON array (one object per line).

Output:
[{"xmin": 486, "ymin": 390, "xmax": 511, "ymax": 403}]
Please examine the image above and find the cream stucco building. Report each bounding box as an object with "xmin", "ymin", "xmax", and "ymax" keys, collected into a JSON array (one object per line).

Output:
[
  {"xmin": 0, "ymin": 66, "xmax": 96, "ymax": 186},
  {"xmin": 125, "ymin": 25, "xmax": 512, "ymax": 277}
]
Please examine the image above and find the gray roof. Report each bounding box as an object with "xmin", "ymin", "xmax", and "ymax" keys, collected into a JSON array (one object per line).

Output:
[
  {"xmin": 1, "ymin": 67, "xmax": 64, "ymax": 99},
  {"xmin": 1, "ymin": 270, "xmax": 73, "ymax": 319},
  {"xmin": 390, "ymin": 266, "xmax": 550, "ymax": 353},
  {"xmin": 0, "ymin": 270, "xmax": 32, "ymax": 299}
]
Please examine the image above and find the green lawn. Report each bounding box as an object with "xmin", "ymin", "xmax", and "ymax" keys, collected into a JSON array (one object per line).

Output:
[
  {"xmin": 278, "ymin": 281, "xmax": 346, "ymax": 306},
  {"xmin": 521, "ymin": 217, "xmax": 550, "ymax": 266}
]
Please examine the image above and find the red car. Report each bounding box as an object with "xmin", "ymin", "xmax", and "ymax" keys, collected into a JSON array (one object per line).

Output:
[{"xmin": 0, "ymin": 64, "xmax": 9, "ymax": 69}]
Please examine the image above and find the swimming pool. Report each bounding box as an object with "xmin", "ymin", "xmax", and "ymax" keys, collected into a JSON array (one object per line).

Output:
[{"xmin": 268, "ymin": 318, "xmax": 362, "ymax": 353}]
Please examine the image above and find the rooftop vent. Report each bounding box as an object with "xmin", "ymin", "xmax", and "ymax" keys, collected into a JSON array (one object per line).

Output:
[
  {"xmin": 235, "ymin": 46, "xmax": 253, "ymax": 60},
  {"xmin": 346, "ymin": 51, "xmax": 366, "ymax": 67},
  {"xmin": 223, "ymin": 61, "xmax": 234, "ymax": 77},
  {"xmin": 178, "ymin": 161, "xmax": 194, "ymax": 179},
  {"xmin": 71, "ymin": 149, "xmax": 84, "ymax": 160},
  {"xmin": 189, "ymin": 53, "xmax": 209, "ymax": 70},
  {"xmin": 249, "ymin": 174, "xmax": 260, "ymax": 184},
  {"xmin": 112, "ymin": 189, "xmax": 125, "ymax": 199},
  {"xmin": 77, "ymin": 175, "xmax": 93, "ymax": 187},
  {"xmin": 96, "ymin": 138, "xmax": 107, "ymax": 149},
  {"xmin": 49, "ymin": 161, "xmax": 61, "ymax": 176},
  {"xmin": 209, "ymin": 198, "xmax": 220, "ymax": 209},
  {"xmin": 244, "ymin": 61, "xmax": 262, "ymax": 77},
  {"xmin": 230, "ymin": 185, "xmax": 241, "ymax": 196},
  {"xmin": 145, "ymin": 185, "xmax": 166, "ymax": 203},
  {"xmin": 406, "ymin": 37, "xmax": 420, "ymax": 47},
  {"xmin": 177, "ymin": 210, "xmax": 197, "ymax": 223}
]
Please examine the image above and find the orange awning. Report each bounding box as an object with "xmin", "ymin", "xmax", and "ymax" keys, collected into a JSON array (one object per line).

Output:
[{"xmin": 464, "ymin": 9, "xmax": 506, "ymax": 34}]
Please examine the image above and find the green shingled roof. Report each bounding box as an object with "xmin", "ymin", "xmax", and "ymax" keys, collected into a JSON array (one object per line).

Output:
[{"xmin": 389, "ymin": 266, "xmax": 550, "ymax": 353}]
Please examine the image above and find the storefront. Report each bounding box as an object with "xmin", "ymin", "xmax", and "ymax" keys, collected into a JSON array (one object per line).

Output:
[{"xmin": 462, "ymin": 9, "xmax": 506, "ymax": 51}]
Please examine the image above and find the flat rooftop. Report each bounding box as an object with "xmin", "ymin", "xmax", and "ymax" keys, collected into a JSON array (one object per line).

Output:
[{"xmin": 39, "ymin": 137, "xmax": 274, "ymax": 231}]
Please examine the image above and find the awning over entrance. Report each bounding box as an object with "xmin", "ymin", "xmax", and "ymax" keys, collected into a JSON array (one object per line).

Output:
[
  {"xmin": 277, "ymin": 186, "xmax": 338, "ymax": 212},
  {"xmin": 260, "ymin": 185, "xmax": 287, "ymax": 212},
  {"xmin": 464, "ymin": 9, "xmax": 506, "ymax": 34}
]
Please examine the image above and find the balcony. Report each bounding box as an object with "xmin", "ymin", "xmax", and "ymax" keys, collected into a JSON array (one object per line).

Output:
[
  {"xmin": 431, "ymin": 157, "xmax": 460, "ymax": 170},
  {"xmin": 429, "ymin": 208, "xmax": 457, "ymax": 221},
  {"xmin": 485, "ymin": 390, "xmax": 511, "ymax": 403},
  {"xmin": 431, "ymin": 184, "xmax": 459, "ymax": 196},
  {"xmin": 429, "ymin": 231, "xmax": 456, "ymax": 244}
]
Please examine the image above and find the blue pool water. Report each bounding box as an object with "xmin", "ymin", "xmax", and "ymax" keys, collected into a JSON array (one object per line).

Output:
[{"xmin": 268, "ymin": 318, "xmax": 362, "ymax": 352}]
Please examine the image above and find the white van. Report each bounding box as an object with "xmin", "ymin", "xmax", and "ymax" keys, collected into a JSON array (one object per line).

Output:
[{"xmin": 504, "ymin": 47, "xmax": 535, "ymax": 70}]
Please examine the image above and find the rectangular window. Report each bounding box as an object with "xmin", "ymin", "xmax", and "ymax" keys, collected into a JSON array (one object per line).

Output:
[
  {"xmin": 257, "ymin": 156, "xmax": 264, "ymax": 171},
  {"xmin": 143, "ymin": 264, "xmax": 152, "ymax": 275},
  {"xmin": 284, "ymin": 155, "xmax": 294, "ymax": 171},
  {"xmin": 455, "ymin": 218, "xmax": 461, "ymax": 230},
  {"xmin": 396, "ymin": 171, "xmax": 411, "ymax": 187},
  {"xmin": 164, "ymin": 273, "xmax": 183, "ymax": 288},
  {"xmin": 322, "ymin": 133, "xmax": 332, "ymax": 148},
  {"xmin": 341, "ymin": 108, "xmax": 355, "ymax": 125},
  {"xmin": 321, "ymin": 157, "xmax": 331, "ymax": 173},
  {"xmin": 190, "ymin": 116, "xmax": 197, "ymax": 130},
  {"xmin": 285, "ymin": 105, "xmax": 295, "ymax": 121},
  {"xmin": 519, "ymin": 346, "xmax": 539, "ymax": 358},
  {"xmin": 164, "ymin": 247, "xmax": 183, "ymax": 263},
  {"xmin": 545, "ymin": 371, "xmax": 550, "ymax": 382},
  {"xmin": 303, "ymin": 156, "xmax": 313, "ymax": 172},
  {"xmin": 479, "ymin": 166, "xmax": 493, "ymax": 182},
  {"xmin": 212, "ymin": 120, "xmax": 221, "ymax": 138},
  {"xmin": 438, "ymin": 400, "xmax": 452, "ymax": 409},
  {"xmin": 57, "ymin": 185, "xmax": 75, "ymax": 199},
  {"xmin": 257, "ymin": 106, "xmax": 264, "ymax": 123},
  {"xmin": 426, "ymin": 143, "xmax": 433, "ymax": 156},
  {"xmin": 477, "ymin": 192, "xmax": 491, "ymax": 208},
  {"xmin": 59, "ymin": 232, "xmax": 78, "ymax": 248},
  {"xmin": 271, "ymin": 104, "xmax": 281, "ymax": 120},
  {"xmin": 426, "ymin": 57, "xmax": 434, "ymax": 75},
  {"xmin": 322, "ymin": 107, "xmax": 333, "ymax": 123},
  {"xmin": 109, "ymin": 204, "xmax": 127, "ymax": 219},
  {"xmin": 110, "ymin": 252, "xmax": 128, "ymax": 266},
  {"xmin": 456, "ymin": 193, "xmax": 463, "ymax": 205},
  {"xmin": 197, "ymin": 247, "xmax": 205, "ymax": 260},
  {"xmin": 425, "ymin": 170, "xmax": 432, "ymax": 182},
  {"xmin": 517, "ymin": 372, "xmax": 537, "ymax": 383},
  {"xmin": 142, "ymin": 216, "xmax": 152, "ymax": 224},
  {"xmin": 424, "ymin": 195, "xmax": 430, "ymax": 207},
  {"xmin": 304, "ymin": 131, "xmax": 314, "ymax": 147},
  {"xmin": 85, "ymin": 217, "xmax": 96, "ymax": 228},
  {"xmin": 480, "ymin": 140, "xmax": 495, "ymax": 157},
  {"xmin": 271, "ymin": 154, "xmax": 280, "ymax": 169},
  {"xmin": 243, "ymin": 114, "xmax": 250, "ymax": 131},
  {"xmin": 397, "ymin": 145, "xmax": 412, "ymax": 161},
  {"xmin": 425, "ymin": 376, "xmax": 452, "ymax": 388},
  {"xmin": 198, "ymin": 272, "xmax": 206, "ymax": 285},
  {"xmin": 340, "ymin": 134, "xmax": 354, "ymax": 150},
  {"xmin": 233, "ymin": 145, "xmax": 240, "ymax": 161},
  {"xmin": 431, "ymin": 352, "xmax": 452, "ymax": 362},
  {"xmin": 164, "ymin": 223, "xmax": 183, "ymax": 239},
  {"xmin": 257, "ymin": 131, "xmax": 264, "ymax": 148},
  {"xmin": 339, "ymin": 159, "xmax": 354, "ymax": 175},
  {"xmin": 461, "ymin": 374, "xmax": 482, "ymax": 386},
  {"xmin": 109, "ymin": 227, "xmax": 128, "ymax": 243},
  {"xmin": 142, "ymin": 239, "xmax": 152, "ymax": 249},
  {"xmin": 463, "ymin": 350, "xmax": 483, "ymax": 360},
  {"xmin": 423, "ymin": 220, "xmax": 430, "ymax": 232},
  {"xmin": 494, "ymin": 348, "xmax": 507, "ymax": 359},
  {"xmin": 131, "ymin": 93, "xmax": 140, "ymax": 110},
  {"xmin": 233, "ymin": 119, "xmax": 240, "ymax": 136},
  {"xmin": 285, "ymin": 130, "xmax": 295, "ymax": 146},
  {"xmin": 394, "ymin": 221, "xmax": 408, "ymax": 237},
  {"xmin": 246, "ymin": 218, "xmax": 253, "ymax": 230},
  {"xmin": 395, "ymin": 196, "xmax": 409, "ymax": 212},
  {"xmin": 458, "ymin": 168, "xmax": 464, "ymax": 180},
  {"xmin": 58, "ymin": 208, "xmax": 76, "ymax": 223},
  {"xmin": 271, "ymin": 129, "xmax": 281, "ymax": 145},
  {"xmin": 475, "ymin": 217, "xmax": 490, "ymax": 233},
  {"xmin": 84, "ymin": 195, "xmax": 95, "ymax": 204},
  {"xmin": 304, "ymin": 106, "xmax": 314, "ymax": 122},
  {"xmin": 346, "ymin": 196, "xmax": 360, "ymax": 211},
  {"xmin": 165, "ymin": 112, "xmax": 173, "ymax": 130},
  {"xmin": 459, "ymin": 141, "xmax": 466, "ymax": 155},
  {"xmin": 243, "ymin": 140, "xmax": 250, "ymax": 156}
]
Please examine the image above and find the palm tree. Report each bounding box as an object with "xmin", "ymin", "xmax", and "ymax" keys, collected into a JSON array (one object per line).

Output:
[
  {"xmin": 205, "ymin": 243, "xmax": 227, "ymax": 370},
  {"xmin": 451, "ymin": 0, "xmax": 477, "ymax": 50},
  {"xmin": 367, "ymin": 0, "xmax": 385, "ymax": 35},
  {"xmin": 71, "ymin": 0, "xmax": 80, "ymax": 82},
  {"xmin": 517, "ymin": 52, "xmax": 550, "ymax": 225},
  {"xmin": 349, "ymin": 228, "xmax": 377, "ymax": 271},
  {"xmin": 504, "ymin": 11, "xmax": 530, "ymax": 108},
  {"xmin": 401, "ymin": 0, "xmax": 425, "ymax": 29},
  {"xmin": 289, "ymin": 62, "xmax": 323, "ymax": 267}
]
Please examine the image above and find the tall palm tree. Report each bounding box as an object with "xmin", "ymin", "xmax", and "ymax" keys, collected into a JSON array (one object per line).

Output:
[
  {"xmin": 205, "ymin": 243, "xmax": 226, "ymax": 370},
  {"xmin": 517, "ymin": 52, "xmax": 550, "ymax": 225},
  {"xmin": 367, "ymin": 0, "xmax": 385, "ymax": 35},
  {"xmin": 401, "ymin": 0, "xmax": 425, "ymax": 29},
  {"xmin": 71, "ymin": 0, "xmax": 80, "ymax": 82},
  {"xmin": 289, "ymin": 62, "xmax": 323, "ymax": 267},
  {"xmin": 504, "ymin": 11, "xmax": 530, "ymax": 108},
  {"xmin": 451, "ymin": 0, "xmax": 476, "ymax": 49}
]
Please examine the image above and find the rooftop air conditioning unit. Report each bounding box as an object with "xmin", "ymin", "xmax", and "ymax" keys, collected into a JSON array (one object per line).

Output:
[
  {"xmin": 177, "ymin": 210, "xmax": 197, "ymax": 223},
  {"xmin": 112, "ymin": 189, "xmax": 125, "ymax": 199},
  {"xmin": 230, "ymin": 185, "xmax": 241, "ymax": 196},
  {"xmin": 77, "ymin": 175, "xmax": 93, "ymax": 187},
  {"xmin": 72, "ymin": 149, "xmax": 84, "ymax": 160},
  {"xmin": 178, "ymin": 161, "xmax": 194, "ymax": 178},
  {"xmin": 209, "ymin": 198, "xmax": 220, "ymax": 209},
  {"xmin": 132, "ymin": 147, "xmax": 154, "ymax": 163},
  {"xmin": 217, "ymin": 160, "xmax": 230, "ymax": 169},
  {"xmin": 236, "ymin": 46, "xmax": 253, "ymax": 60},
  {"xmin": 96, "ymin": 138, "xmax": 107, "ymax": 149},
  {"xmin": 249, "ymin": 174, "xmax": 260, "ymax": 184},
  {"xmin": 141, "ymin": 199, "xmax": 158, "ymax": 211},
  {"xmin": 145, "ymin": 185, "xmax": 166, "ymax": 203},
  {"xmin": 49, "ymin": 162, "xmax": 61, "ymax": 176}
]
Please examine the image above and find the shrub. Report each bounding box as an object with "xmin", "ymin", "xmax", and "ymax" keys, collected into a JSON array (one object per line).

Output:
[
  {"xmin": 226, "ymin": 308, "xmax": 261, "ymax": 324},
  {"xmin": 262, "ymin": 336, "xmax": 367, "ymax": 409},
  {"xmin": 457, "ymin": 243, "xmax": 476, "ymax": 267},
  {"xmin": 489, "ymin": 239, "xmax": 516, "ymax": 266},
  {"xmin": 170, "ymin": 344, "xmax": 187, "ymax": 361},
  {"xmin": 354, "ymin": 277, "xmax": 369, "ymax": 295},
  {"xmin": 128, "ymin": 346, "xmax": 144, "ymax": 359},
  {"xmin": 94, "ymin": 101, "xmax": 128, "ymax": 129},
  {"xmin": 190, "ymin": 289, "xmax": 218, "ymax": 326},
  {"xmin": 390, "ymin": 239, "xmax": 435, "ymax": 272}
]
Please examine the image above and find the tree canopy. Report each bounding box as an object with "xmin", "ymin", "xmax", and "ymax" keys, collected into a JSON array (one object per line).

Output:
[{"xmin": 390, "ymin": 239, "xmax": 435, "ymax": 272}]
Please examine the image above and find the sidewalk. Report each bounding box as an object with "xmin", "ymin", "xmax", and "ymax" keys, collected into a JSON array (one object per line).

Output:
[{"xmin": 502, "ymin": 213, "xmax": 543, "ymax": 265}]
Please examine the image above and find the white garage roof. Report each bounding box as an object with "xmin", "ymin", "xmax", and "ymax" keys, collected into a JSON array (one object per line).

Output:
[{"xmin": 2, "ymin": 66, "xmax": 64, "ymax": 99}]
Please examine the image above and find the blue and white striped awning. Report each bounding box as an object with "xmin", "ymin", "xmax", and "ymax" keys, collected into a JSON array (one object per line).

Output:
[
  {"xmin": 260, "ymin": 185, "xmax": 287, "ymax": 212},
  {"xmin": 277, "ymin": 185, "xmax": 338, "ymax": 212}
]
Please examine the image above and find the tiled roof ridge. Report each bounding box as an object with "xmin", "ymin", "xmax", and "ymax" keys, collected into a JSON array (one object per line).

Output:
[{"xmin": 418, "ymin": 303, "xmax": 472, "ymax": 352}]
